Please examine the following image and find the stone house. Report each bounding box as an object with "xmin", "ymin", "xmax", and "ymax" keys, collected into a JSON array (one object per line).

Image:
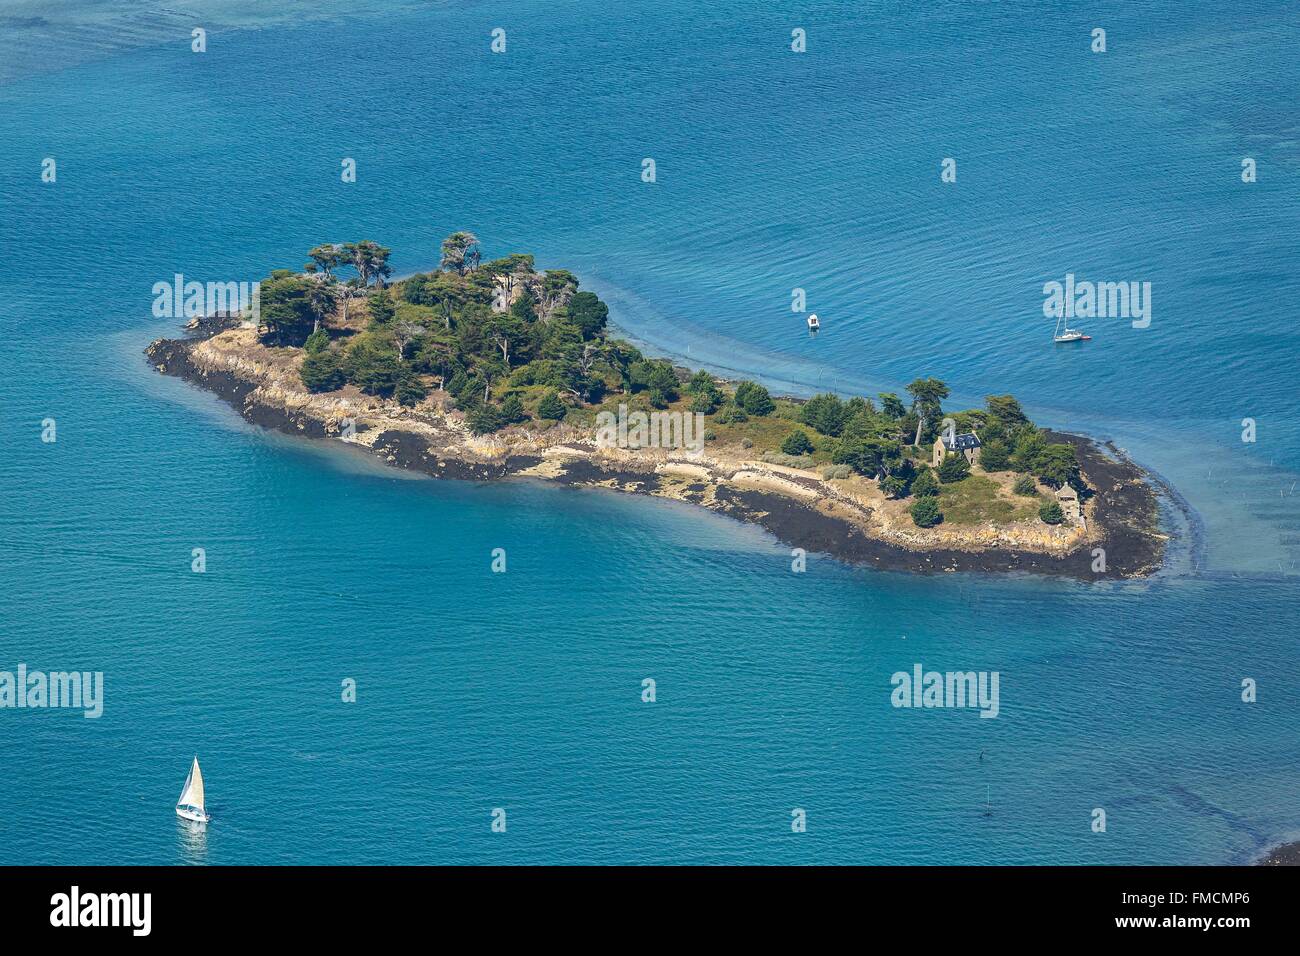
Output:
[{"xmin": 932, "ymin": 432, "xmax": 982, "ymax": 468}]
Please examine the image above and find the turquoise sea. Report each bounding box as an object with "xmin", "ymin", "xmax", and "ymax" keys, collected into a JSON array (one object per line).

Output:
[{"xmin": 0, "ymin": 0, "xmax": 1297, "ymax": 864}]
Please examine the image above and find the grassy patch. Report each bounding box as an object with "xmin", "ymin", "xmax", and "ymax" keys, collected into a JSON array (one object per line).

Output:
[
  {"xmin": 709, "ymin": 416, "xmax": 834, "ymax": 461},
  {"xmin": 771, "ymin": 399, "xmax": 803, "ymax": 421},
  {"xmin": 937, "ymin": 474, "xmax": 1041, "ymax": 525}
]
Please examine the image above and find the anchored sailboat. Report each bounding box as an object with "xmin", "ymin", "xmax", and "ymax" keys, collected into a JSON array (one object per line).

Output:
[
  {"xmin": 1053, "ymin": 314, "xmax": 1090, "ymax": 343},
  {"xmin": 176, "ymin": 757, "xmax": 210, "ymax": 823}
]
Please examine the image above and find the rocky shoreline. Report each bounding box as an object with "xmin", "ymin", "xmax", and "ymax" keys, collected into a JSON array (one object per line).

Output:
[
  {"xmin": 146, "ymin": 318, "xmax": 1166, "ymax": 579},
  {"xmin": 1257, "ymin": 841, "xmax": 1300, "ymax": 865}
]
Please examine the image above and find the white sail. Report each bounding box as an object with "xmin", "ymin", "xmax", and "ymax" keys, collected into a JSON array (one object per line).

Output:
[{"xmin": 177, "ymin": 757, "xmax": 205, "ymax": 810}]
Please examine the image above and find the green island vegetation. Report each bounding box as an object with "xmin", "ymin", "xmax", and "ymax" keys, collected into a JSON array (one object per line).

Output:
[{"xmin": 255, "ymin": 233, "xmax": 1086, "ymax": 529}]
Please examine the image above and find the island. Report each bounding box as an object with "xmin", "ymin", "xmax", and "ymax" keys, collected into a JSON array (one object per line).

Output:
[{"xmin": 146, "ymin": 233, "xmax": 1166, "ymax": 578}]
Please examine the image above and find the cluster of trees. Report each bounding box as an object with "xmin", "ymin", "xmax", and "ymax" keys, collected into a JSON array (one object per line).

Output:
[
  {"xmin": 686, "ymin": 372, "xmax": 723, "ymax": 414},
  {"xmin": 628, "ymin": 359, "xmax": 680, "ymax": 408},
  {"xmin": 707, "ymin": 379, "xmax": 776, "ymax": 423},
  {"xmin": 301, "ymin": 311, "xmax": 429, "ymax": 406},
  {"xmin": 949, "ymin": 393, "xmax": 1081, "ymax": 491},
  {"xmin": 790, "ymin": 391, "xmax": 916, "ymax": 495},
  {"xmin": 781, "ymin": 430, "xmax": 815, "ymax": 456},
  {"xmin": 305, "ymin": 241, "xmax": 393, "ymax": 289},
  {"xmin": 292, "ymin": 233, "xmax": 634, "ymax": 431},
  {"xmin": 905, "ymin": 463, "xmax": 946, "ymax": 527},
  {"xmin": 755, "ymin": 384, "xmax": 1083, "ymax": 527},
  {"xmin": 258, "ymin": 241, "xmax": 395, "ymax": 346}
]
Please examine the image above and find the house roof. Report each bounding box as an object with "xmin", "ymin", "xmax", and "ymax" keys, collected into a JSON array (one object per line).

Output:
[
  {"xmin": 942, "ymin": 433, "xmax": 982, "ymax": 451},
  {"xmin": 1056, "ymin": 485, "xmax": 1079, "ymax": 499}
]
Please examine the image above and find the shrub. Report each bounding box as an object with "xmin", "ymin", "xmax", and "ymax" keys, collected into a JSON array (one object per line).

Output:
[
  {"xmin": 1039, "ymin": 501, "xmax": 1064, "ymax": 525},
  {"xmin": 690, "ymin": 387, "xmax": 721, "ymax": 414},
  {"xmin": 1013, "ymin": 474, "xmax": 1037, "ymax": 496},
  {"xmin": 734, "ymin": 380, "xmax": 775, "ymax": 416},
  {"xmin": 630, "ymin": 360, "xmax": 679, "ymax": 404},
  {"xmin": 300, "ymin": 351, "xmax": 346, "ymax": 392},
  {"xmin": 781, "ymin": 430, "xmax": 815, "ymax": 456},
  {"xmin": 500, "ymin": 394, "xmax": 527, "ymax": 424},
  {"xmin": 979, "ymin": 438, "xmax": 1011, "ymax": 471},
  {"xmin": 799, "ymin": 393, "xmax": 848, "ymax": 436},
  {"xmin": 880, "ymin": 475, "xmax": 907, "ymax": 498},
  {"xmin": 909, "ymin": 497, "xmax": 943, "ymax": 527},
  {"xmin": 740, "ymin": 437, "xmax": 754, "ymax": 449},
  {"xmin": 467, "ymin": 404, "xmax": 504, "ymax": 434},
  {"xmin": 821, "ymin": 464, "xmax": 852, "ymax": 480},
  {"xmin": 911, "ymin": 468, "xmax": 940, "ymax": 498},
  {"xmin": 938, "ymin": 453, "xmax": 971, "ymax": 483},
  {"xmin": 395, "ymin": 375, "xmax": 428, "ymax": 407},
  {"xmin": 714, "ymin": 402, "xmax": 748, "ymax": 424},
  {"xmin": 367, "ymin": 288, "xmax": 396, "ymax": 325},
  {"xmin": 345, "ymin": 338, "xmax": 404, "ymax": 397},
  {"xmin": 537, "ymin": 391, "xmax": 567, "ymax": 420},
  {"xmin": 686, "ymin": 370, "xmax": 715, "ymax": 394},
  {"xmin": 445, "ymin": 369, "xmax": 470, "ymax": 398},
  {"xmin": 761, "ymin": 452, "xmax": 813, "ymax": 468},
  {"xmin": 832, "ymin": 437, "xmax": 877, "ymax": 476},
  {"xmin": 303, "ymin": 328, "xmax": 330, "ymax": 354}
]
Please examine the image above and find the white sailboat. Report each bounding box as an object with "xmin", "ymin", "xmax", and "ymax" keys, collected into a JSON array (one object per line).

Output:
[
  {"xmin": 175, "ymin": 757, "xmax": 211, "ymax": 823},
  {"xmin": 1053, "ymin": 314, "xmax": 1090, "ymax": 343}
]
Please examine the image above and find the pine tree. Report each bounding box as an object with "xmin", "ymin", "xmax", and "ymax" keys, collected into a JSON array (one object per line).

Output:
[
  {"xmin": 938, "ymin": 453, "xmax": 971, "ymax": 483},
  {"xmin": 781, "ymin": 430, "xmax": 815, "ymax": 456},
  {"xmin": 909, "ymin": 497, "xmax": 943, "ymax": 527},
  {"xmin": 538, "ymin": 392, "xmax": 567, "ymax": 420},
  {"xmin": 911, "ymin": 469, "xmax": 941, "ymax": 497}
]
